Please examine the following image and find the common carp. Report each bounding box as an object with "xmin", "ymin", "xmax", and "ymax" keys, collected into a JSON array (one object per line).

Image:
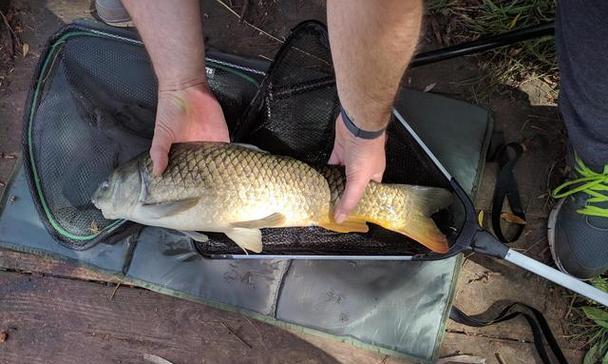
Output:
[{"xmin": 92, "ymin": 142, "xmax": 453, "ymax": 253}]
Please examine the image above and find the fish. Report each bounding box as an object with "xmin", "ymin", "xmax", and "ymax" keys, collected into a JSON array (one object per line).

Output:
[{"xmin": 92, "ymin": 142, "xmax": 453, "ymax": 253}]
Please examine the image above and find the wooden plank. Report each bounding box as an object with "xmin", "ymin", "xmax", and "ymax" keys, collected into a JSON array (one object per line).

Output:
[
  {"xmin": 0, "ymin": 271, "xmax": 344, "ymax": 364},
  {"xmin": 0, "ymin": 248, "xmax": 121, "ymax": 283},
  {"xmin": 0, "ymin": 255, "xmax": 412, "ymax": 364}
]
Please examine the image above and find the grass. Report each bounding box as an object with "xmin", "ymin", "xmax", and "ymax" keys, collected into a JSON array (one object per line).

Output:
[
  {"xmin": 567, "ymin": 277, "xmax": 608, "ymax": 364},
  {"xmin": 428, "ymin": 0, "xmax": 557, "ymax": 101}
]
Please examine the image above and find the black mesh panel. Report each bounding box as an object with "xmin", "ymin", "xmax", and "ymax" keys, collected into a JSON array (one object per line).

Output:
[
  {"xmin": 196, "ymin": 22, "xmax": 456, "ymax": 256},
  {"xmin": 27, "ymin": 33, "xmax": 258, "ymax": 248}
]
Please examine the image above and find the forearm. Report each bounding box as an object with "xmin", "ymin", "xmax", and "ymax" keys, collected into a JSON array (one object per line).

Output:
[
  {"xmin": 122, "ymin": 0, "xmax": 206, "ymax": 91},
  {"xmin": 327, "ymin": 0, "xmax": 423, "ymax": 130}
]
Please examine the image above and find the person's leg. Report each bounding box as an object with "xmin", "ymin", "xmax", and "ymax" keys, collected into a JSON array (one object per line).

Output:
[
  {"xmin": 557, "ymin": 0, "xmax": 608, "ymax": 168},
  {"xmin": 549, "ymin": 0, "xmax": 608, "ymax": 279}
]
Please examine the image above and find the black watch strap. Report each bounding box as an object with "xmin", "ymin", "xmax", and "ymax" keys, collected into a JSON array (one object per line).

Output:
[{"xmin": 340, "ymin": 107, "xmax": 386, "ymax": 140}]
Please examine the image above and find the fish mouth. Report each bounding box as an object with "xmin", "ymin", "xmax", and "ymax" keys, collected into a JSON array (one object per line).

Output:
[{"xmin": 91, "ymin": 180, "xmax": 111, "ymax": 209}]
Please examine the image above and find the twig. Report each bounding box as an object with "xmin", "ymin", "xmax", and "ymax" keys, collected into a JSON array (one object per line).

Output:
[
  {"xmin": 1, "ymin": 152, "xmax": 17, "ymax": 159},
  {"xmin": 238, "ymin": 0, "xmax": 250, "ymax": 24},
  {"xmin": 214, "ymin": 0, "xmax": 330, "ymax": 66},
  {"xmin": 244, "ymin": 316, "xmax": 267, "ymax": 352},
  {"xmin": 564, "ymin": 294, "xmax": 577, "ymax": 319},
  {"xmin": 214, "ymin": 0, "xmax": 283, "ymax": 43},
  {"xmin": 0, "ymin": 9, "xmax": 20, "ymax": 56},
  {"xmin": 221, "ymin": 322, "xmax": 252, "ymax": 349},
  {"xmin": 495, "ymin": 352, "xmax": 507, "ymax": 364},
  {"xmin": 143, "ymin": 354, "xmax": 175, "ymax": 364},
  {"xmin": 522, "ymin": 236, "xmax": 546, "ymax": 254},
  {"xmin": 110, "ymin": 280, "xmax": 122, "ymax": 300}
]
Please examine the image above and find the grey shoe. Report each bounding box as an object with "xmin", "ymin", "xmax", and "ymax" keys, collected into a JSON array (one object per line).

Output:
[
  {"xmin": 94, "ymin": 0, "xmax": 133, "ymax": 27},
  {"xmin": 548, "ymin": 157, "xmax": 608, "ymax": 279}
]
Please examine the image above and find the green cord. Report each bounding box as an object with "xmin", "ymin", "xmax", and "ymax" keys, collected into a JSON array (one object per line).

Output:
[{"xmin": 552, "ymin": 156, "xmax": 608, "ymax": 217}]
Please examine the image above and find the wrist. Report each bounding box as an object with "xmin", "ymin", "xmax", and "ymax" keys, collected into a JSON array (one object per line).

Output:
[
  {"xmin": 340, "ymin": 107, "xmax": 388, "ymax": 140},
  {"xmin": 158, "ymin": 76, "xmax": 209, "ymax": 93}
]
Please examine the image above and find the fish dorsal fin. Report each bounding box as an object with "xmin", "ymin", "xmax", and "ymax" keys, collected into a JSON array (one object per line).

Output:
[
  {"xmin": 231, "ymin": 213, "xmax": 285, "ymax": 229},
  {"xmin": 225, "ymin": 228, "xmax": 263, "ymax": 254},
  {"xmin": 232, "ymin": 143, "xmax": 268, "ymax": 153},
  {"xmin": 138, "ymin": 198, "xmax": 199, "ymax": 219}
]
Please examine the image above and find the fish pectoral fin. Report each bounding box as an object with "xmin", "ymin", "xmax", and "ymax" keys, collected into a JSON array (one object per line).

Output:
[
  {"xmin": 231, "ymin": 213, "xmax": 286, "ymax": 229},
  {"xmin": 232, "ymin": 143, "xmax": 269, "ymax": 153},
  {"xmin": 319, "ymin": 217, "xmax": 369, "ymax": 234},
  {"xmin": 225, "ymin": 227, "xmax": 263, "ymax": 254},
  {"xmin": 139, "ymin": 198, "xmax": 199, "ymax": 219},
  {"xmin": 180, "ymin": 230, "xmax": 209, "ymax": 242}
]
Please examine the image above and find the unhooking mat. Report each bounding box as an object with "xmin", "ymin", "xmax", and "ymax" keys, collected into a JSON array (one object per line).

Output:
[{"xmin": 0, "ymin": 21, "xmax": 492, "ymax": 362}]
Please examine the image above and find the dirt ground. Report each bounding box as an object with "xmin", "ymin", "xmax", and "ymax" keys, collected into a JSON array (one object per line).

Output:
[{"xmin": 0, "ymin": 0, "xmax": 585, "ymax": 363}]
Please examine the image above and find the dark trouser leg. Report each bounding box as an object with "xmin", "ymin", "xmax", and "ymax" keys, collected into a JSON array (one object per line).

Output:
[{"xmin": 557, "ymin": 0, "xmax": 608, "ymax": 169}]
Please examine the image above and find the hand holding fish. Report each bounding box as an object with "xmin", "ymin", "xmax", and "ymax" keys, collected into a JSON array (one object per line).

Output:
[
  {"xmin": 150, "ymin": 84, "xmax": 230, "ymax": 176},
  {"xmin": 329, "ymin": 112, "xmax": 387, "ymax": 224}
]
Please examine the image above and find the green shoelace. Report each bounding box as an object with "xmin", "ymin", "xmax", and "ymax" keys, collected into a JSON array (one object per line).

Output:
[{"xmin": 552, "ymin": 156, "xmax": 608, "ymax": 217}]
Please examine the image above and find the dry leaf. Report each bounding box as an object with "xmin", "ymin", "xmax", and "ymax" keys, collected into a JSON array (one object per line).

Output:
[
  {"xmin": 143, "ymin": 354, "xmax": 175, "ymax": 364},
  {"xmin": 477, "ymin": 210, "xmax": 484, "ymax": 227},
  {"xmin": 423, "ymin": 82, "xmax": 437, "ymax": 93},
  {"xmin": 22, "ymin": 42, "xmax": 29, "ymax": 58},
  {"xmin": 90, "ymin": 220, "xmax": 100, "ymax": 234},
  {"xmin": 0, "ymin": 331, "xmax": 7, "ymax": 343},
  {"xmin": 500, "ymin": 212, "xmax": 526, "ymax": 225}
]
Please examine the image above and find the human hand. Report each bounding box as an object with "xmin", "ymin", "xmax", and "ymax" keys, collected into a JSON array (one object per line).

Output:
[
  {"xmin": 328, "ymin": 113, "xmax": 387, "ymax": 223},
  {"xmin": 150, "ymin": 84, "xmax": 230, "ymax": 175}
]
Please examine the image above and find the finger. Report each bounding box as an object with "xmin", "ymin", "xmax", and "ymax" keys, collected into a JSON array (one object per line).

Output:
[
  {"xmin": 150, "ymin": 128, "xmax": 172, "ymax": 176},
  {"xmin": 334, "ymin": 176, "xmax": 369, "ymax": 223},
  {"xmin": 328, "ymin": 147, "xmax": 340, "ymax": 165},
  {"xmin": 371, "ymin": 171, "xmax": 383, "ymax": 183}
]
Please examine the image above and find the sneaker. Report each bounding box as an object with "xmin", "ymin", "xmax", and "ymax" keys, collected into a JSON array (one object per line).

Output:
[
  {"xmin": 548, "ymin": 156, "xmax": 608, "ymax": 280},
  {"xmin": 93, "ymin": 0, "xmax": 133, "ymax": 27}
]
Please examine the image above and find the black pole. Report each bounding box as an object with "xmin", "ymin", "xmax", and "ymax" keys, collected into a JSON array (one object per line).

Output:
[{"xmin": 410, "ymin": 21, "xmax": 555, "ymax": 68}]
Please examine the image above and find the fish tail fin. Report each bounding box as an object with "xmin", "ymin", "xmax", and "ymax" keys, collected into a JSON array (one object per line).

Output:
[
  {"xmin": 397, "ymin": 214, "xmax": 450, "ymax": 253},
  {"xmin": 383, "ymin": 185, "xmax": 453, "ymax": 253}
]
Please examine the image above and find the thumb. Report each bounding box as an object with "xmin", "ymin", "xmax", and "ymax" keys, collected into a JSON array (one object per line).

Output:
[
  {"xmin": 328, "ymin": 147, "xmax": 340, "ymax": 165},
  {"xmin": 334, "ymin": 175, "xmax": 369, "ymax": 223},
  {"xmin": 150, "ymin": 126, "xmax": 172, "ymax": 176}
]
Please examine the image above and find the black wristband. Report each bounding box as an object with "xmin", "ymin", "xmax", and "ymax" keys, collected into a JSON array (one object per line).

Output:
[{"xmin": 340, "ymin": 107, "xmax": 386, "ymax": 140}]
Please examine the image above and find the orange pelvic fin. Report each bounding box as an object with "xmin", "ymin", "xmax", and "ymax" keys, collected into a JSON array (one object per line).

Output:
[{"xmin": 319, "ymin": 216, "xmax": 369, "ymax": 234}]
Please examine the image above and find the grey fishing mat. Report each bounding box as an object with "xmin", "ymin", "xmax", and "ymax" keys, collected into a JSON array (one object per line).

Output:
[{"xmin": 0, "ymin": 21, "xmax": 492, "ymax": 362}]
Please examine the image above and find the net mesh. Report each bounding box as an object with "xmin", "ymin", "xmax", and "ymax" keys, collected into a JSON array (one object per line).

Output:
[
  {"xmin": 196, "ymin": 22, "xmax": 456, "ymax": 256},
  {"xmin": 28, "ymin": 33, "xmax": 258, "ymax": 248}
]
